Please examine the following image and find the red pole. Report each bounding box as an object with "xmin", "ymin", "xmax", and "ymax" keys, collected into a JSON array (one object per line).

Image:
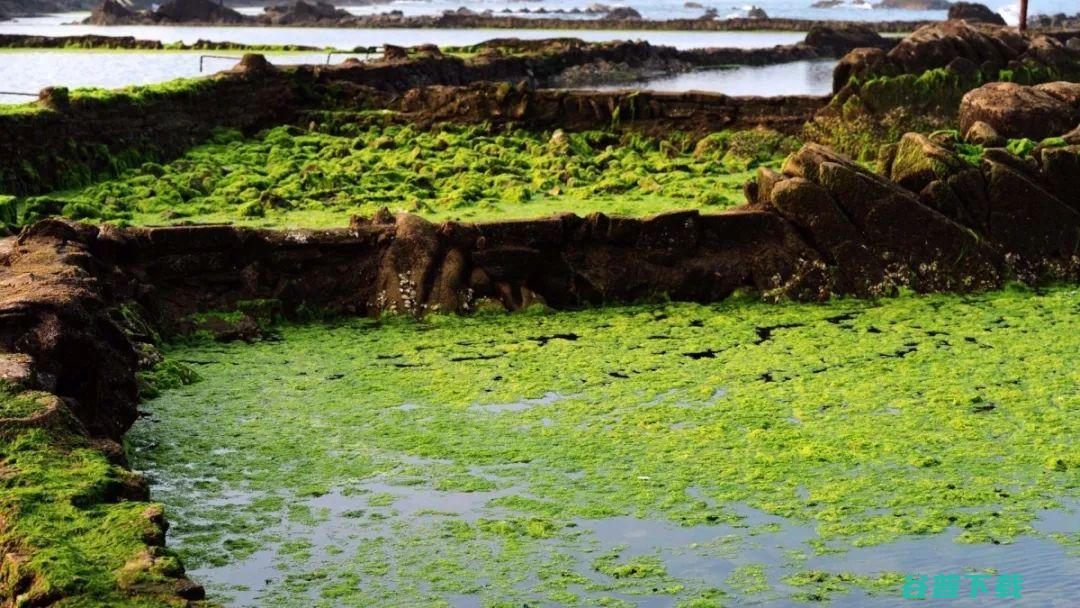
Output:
[{"xmin": 1019, "ymin": 0, "xmax": 1028, "ymax": 30}]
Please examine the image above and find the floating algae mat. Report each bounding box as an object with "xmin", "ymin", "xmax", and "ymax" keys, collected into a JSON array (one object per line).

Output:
[
  {"xmin": 12, "ymin": 123, "xmax": 795, "ymax": 229},
  {"xmin": 130, "ymin": 285, "xmax": 1080, "ymax": 606}
]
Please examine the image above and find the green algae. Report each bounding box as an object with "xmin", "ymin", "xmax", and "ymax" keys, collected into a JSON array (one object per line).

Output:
[
  {"xmin": 10, "ymin": 122, "xmax": 794, "ymax": 229},
  {"xmin": 130, "ymin": 284, "xmax": 1080, "ymax": 606},
  {"xmin": 813, "ymin": 62, "xmax": 1080, "ymax": 160},
  {"xmin": 0, "ymin": 390, "xmax": 190, "ymax": 607}
]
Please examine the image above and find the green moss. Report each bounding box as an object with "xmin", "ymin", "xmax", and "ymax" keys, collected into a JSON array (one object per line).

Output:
[
  {"xmin": 130, "ymin": 284, "xmax": 1080, "ymax": 605},
  {"xmin": 13, "ymin": 122, "xmax": 791, "ymax": 228},
  {"xmin": 812, "ymin": 60, "xmax": 1072, "ymax": 160},
  {"xmin": 0, "ymin": 391, "xmax": 188, "ymax": 606}
]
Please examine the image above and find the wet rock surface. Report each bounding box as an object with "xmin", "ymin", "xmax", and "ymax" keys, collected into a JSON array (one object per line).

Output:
[
  {"xmin": 947, "ymin": 2, "xmax": 1006, "ymax": 25},
  {"xmin": 959, "ymin": 81, "xmax": 1080, "ymax": 140}
]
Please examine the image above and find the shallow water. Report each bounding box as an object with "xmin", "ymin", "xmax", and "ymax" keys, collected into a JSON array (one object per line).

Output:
[
  {"xmin": 0, "ymin": 13, "xmax": 807, "ymax": 49},
  {"xmin": 0, "ymin": 50, "xmax": 374, "ymax": 103},
  {"xmin": 130, "ymin": 287, "xmax": 1080, "ymax": 606},
  {"xmin": 585, "ymin": 59, "xmax": 834, "ymax": 95}
]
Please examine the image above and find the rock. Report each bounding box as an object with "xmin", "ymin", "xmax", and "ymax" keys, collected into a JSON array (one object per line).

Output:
[
  {"xmin": 964, "ymin": 120, "xmax": 1004, "ymax": 146},
  {"xmin": 156, "ymin": 0, "xmax": 245, "ymax": 23},
  {"xmin": 261, "ymin": 1, "xmax": 351, "ymax": 25},
  {"xmin": 84, "ymin": 0, "xmax": 137, "ymax": 25},
  {"xmin": 0, "ymin": 353, "xmax": 35, "ymax": 390},
  {"xmin": 185, "ymin": 313, "xmax": 263, "ymax": 342},
  {"xmin": 767, "ymin": 143, "xmax": 999, "ymax": 294},
  {"xmin": 811, "ymin": 0, "xmax": 844, "ymax": 8},
  {"xmin": 885, "ymin": 132, "xmax": 968, "ymax": 192},
  {"xmin": 959, "ymin": 81, "xmax": 1080, "ymax": 140},
  {"xmin": 747, "ymin": 6, "xmax": 768, "ymax": 18},
  {"xmin": 831, "ymin": 46, "xmax": 886, "ymax": 93},
  {"xmin": 947, "ymin": 2, "xmax": 1006, "ymax": 25},
  {"xmin": 886, "ymin": 20, "xmax": 1022, "ymax": 75},
  {"xmin": 805, "ymin": 24, "xmax": 890, "ymax": 55},
  {"xmin": 1068, "ymin": 38, "xmax": 1080, "ymax": 52},
  {"xmin": 382, "ymin": 43, "xmax": 408, "ymax": 61},
  {"xmin": 605, "ymin": 6, "xmax": 642, "ymax": 19},
  {"xmin": 874, "ymin": 0, "xmax": 949, "ymax": 8}
]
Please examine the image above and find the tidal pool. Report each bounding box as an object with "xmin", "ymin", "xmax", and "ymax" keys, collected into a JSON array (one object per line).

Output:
[
  {"xmin": 130, "ymin": 285, "xmax": 1080, "ymax": 606},
  {"xmin": 0, "ymin": 13, "xmax": 808, "ymax": 50},
  {"xmin": 585, "ymin": 60, "xmax": 835, "ymax": 96},
  {"xmin": 0, "ymin": 51, "xmax": 373, "ymax": 104}
]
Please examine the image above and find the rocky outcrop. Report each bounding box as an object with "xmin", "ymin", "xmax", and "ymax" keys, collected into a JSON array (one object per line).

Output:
[
  {"xmin": 84, "ymin": 0, "xmax": 135, "ymax": 24},
  {"xmin": 85, "ymin": 0, "xmax": 245, "ymax": 24},
  {"xmin": 959, "ymin": 81, "xmax": 1080, "ymax": 140},
  {"xmin": 0, "ymin": 221, "xmax": 139, "ymax": 439},
  {"xmin": 803, "ymin": 23, "xmax": 893, "ymax": 55},
  {"xmin": 260, "ymin": 0, "xmax": 352, "ymax": 25},
  {"xmin": 947, "ymin": 2, "xmax": 1006, "ymax": 25},
  {"xmin": 880, "ymin": 133, "xmax": 1080, "ymax": 266},
  {"xmin": 810, "ymin": 20, "xmax": 1080, "ymax": 158},
  {"xmin": 156, "ymin": 0, "xmax": 244, "ymax": 23}
]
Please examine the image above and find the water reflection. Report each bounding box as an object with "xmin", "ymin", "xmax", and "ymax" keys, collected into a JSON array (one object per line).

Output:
[{"xmin": 585, "ymin": 59, "xmax": 835, "ymax": 96}]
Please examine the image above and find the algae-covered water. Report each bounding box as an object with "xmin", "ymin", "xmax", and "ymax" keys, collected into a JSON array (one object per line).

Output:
[{"xmin": 130, "ymin": 285, "xmax": 1080, "ymax": 606}]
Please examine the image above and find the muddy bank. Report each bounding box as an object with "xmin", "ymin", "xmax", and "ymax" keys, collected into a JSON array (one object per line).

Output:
[{"xmin": 0, "ymin": 33, "xmax": 862, "ymax": 196}]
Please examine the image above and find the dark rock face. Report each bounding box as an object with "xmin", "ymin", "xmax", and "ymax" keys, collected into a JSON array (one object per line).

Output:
[
  {"xmin": 605, "ymin": 6, "xmax": 642, "ymax": 19},
  {"xmin": 84, "ymin": 0, "xmax": 135, "ymax": 25},
  {"xmin": 804, "ymin": 23, "xmax": 892, "ymax": 55},
  {"xmin": 947, "ymin": 2, "xmax": 1006, "ymax": 25},
  {"xmin": 261, "ymin": 0, "xmax": 352, "ymax": 25},
  {"xmin": 156, "ymin": 0, "xmax": 244, "ymax": 23},
  {"xmin": 0, "ymin": 221, "xmax": 138, "ymax": 439},
  {"xmin": 959, "ymin": 81, "xmax": 1080, "ymax": 140}
]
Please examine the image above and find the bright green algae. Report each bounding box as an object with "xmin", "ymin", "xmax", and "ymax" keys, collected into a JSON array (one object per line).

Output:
[
  {"xmin": 130, "ymin": 285, "xmax": 1080, "ymax": 606},
  {"xmin": 0, "ymin": 390, "xmax": 191, "ymax": 606},
  {"xmin": 8, "ymin": 123, "xmax": 795, "ymax": 229}
]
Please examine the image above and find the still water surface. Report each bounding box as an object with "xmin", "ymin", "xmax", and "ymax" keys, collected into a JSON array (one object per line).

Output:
[{"xmin": 588, "ymin": 59, "xmax": 835, "ymax": 95}]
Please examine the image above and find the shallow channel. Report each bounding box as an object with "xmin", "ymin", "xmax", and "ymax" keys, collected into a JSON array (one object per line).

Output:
[{"xmin": 130, "ymin": 285, "xmax": 1080, "ymax": 606}]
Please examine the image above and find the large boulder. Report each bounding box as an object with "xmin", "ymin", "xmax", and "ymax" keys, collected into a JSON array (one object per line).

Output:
[
  {"xmin": 959, "ymin": 81, "xmax": 1080, "ymax": 140},
  {"xmin": 805, "ymin": 24, "xmax": 892, "ymax": 55},
  {"xmin": 605, "ymin": 6, "xmax": 642, "ymax": 19},
  {"xmin": 261, "ymin": 1, "xmax": 351, "ymax": 25},
  {"xmin": 759, "ymin": 143, "xmax": 999, "ymax": 294},
  {"xmin": 156, "ymin": 0, "xmax": 245, "ymax": 23},
  {"xmin": 84, "ymin": 0, "xmax": 138, "ymax": 25},
  {"xmin": 947, "ymin": 2, "xmax": 1006, "ymax": 25}
]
